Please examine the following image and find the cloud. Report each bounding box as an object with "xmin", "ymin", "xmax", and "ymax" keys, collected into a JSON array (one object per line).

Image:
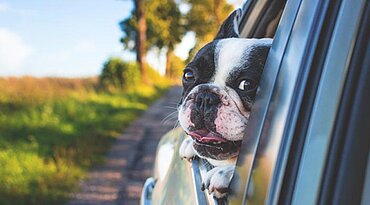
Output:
[
  {"xmin": 0, "ymin": 3, "xmax": 10, "ymax": 12},
  {"xmin": 0, "ymin": 28, "xmax": 32, "ymax": 75}
]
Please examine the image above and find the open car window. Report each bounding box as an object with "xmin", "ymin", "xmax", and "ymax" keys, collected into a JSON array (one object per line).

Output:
[{"xmin": 189, "ymin": 0, "xmax": 288, "ymax": 204}]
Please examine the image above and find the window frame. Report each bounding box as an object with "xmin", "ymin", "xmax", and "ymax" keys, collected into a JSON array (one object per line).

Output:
[{"xmin": 228, "ymin": 0, "xmax": 359, "ymax": 204}]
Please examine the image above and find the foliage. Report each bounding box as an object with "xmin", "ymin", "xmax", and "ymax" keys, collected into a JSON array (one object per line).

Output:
[
  {"xmin": 185, "ymin": 0, "xmax": 233, "ymax": 43},
  {"xmin": 167, "ymin": 53, "xmax": 185, "ymax": 81},
  {"xmin": 119, "ymin": 0, "xmax": 234, "ymax": 77},
  {"xmin": 0, "ymin": 77, "xmax": 169, "ymax": 205},
  {"xmin": 145, "ymin": 0, "xmax": 185, "ymax": 51},
  {"xmin": 120, "ymin": 9, "xmax": 137, "ymax": 51},
  {"xmin": 100, "ymin": 57, "xmax": 127, "ymax": 89},
  {"xmin": 120, "ymin": 0, "xmax": 185, "ymax": 77},
  {"xmin": 100, "ymin": 57, "xmax": 171, "ymax": 91},
  {"xmin": 100, "ymin": 57, "xmax": 141, "ymax": 91},
  {"xmin": 120, "ymin": 0, "xmax": 184, "ymax": 52},
  {"xmin": 184, "ymin": 0, "xmax": 234, "ymax": 62}
]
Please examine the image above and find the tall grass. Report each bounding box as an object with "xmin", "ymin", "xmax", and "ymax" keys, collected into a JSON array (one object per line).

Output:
[{"xmin": 0, "ymin": 77, "xmax": 170, "ymax": 205}]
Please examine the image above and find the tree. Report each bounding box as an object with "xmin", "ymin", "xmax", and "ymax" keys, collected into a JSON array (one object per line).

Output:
[
  {"xmin": 146, "ymin": 0, "xmax": 185, "ymax": 76},
  {"xmin": 120, "ymin": 0, "xmax": 148, "ymax": 82},
  {"xmin": 120, "ymin": 0, "xmax": 185, "ymax": 78},
  {"xmin": 167, "ymin": 53, "xmax": 186, "ymax": 80},
  {"xmin": 184, "ymin": 0, "xmax": 234, "ymax": 62}
]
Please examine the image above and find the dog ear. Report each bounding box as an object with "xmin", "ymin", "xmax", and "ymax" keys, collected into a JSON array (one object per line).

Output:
[{"xmin": 214, "ymin": 8, "xmax": 242, "ymax": 40}]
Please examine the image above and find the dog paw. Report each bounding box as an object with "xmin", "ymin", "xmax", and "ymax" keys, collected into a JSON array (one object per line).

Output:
[
  {"xmin": 202, "ymin": 165, "xmax": 235, "ymax": 199},
  {"xmin": 179, "ymin": 137, "xmax": 197, "ymax": 161}
]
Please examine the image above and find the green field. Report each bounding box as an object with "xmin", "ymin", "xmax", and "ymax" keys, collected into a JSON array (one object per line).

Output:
[{"xmin": 0, "ymin": 77, "xmax": 169, "ymax": 205}]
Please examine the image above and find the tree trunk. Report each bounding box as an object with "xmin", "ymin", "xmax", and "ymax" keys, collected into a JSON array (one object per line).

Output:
[
  {"xmin": 165, "ymin": 48, "xmax": 173, "ymax": 78},
  {"xmin": 134, "ymin": 0, "xmax": 147, "ymax": 83}
]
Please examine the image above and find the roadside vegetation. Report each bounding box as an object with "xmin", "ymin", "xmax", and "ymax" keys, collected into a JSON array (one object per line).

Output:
[
  {"xmin": 0, "ymin": 0, "xmax": 235, "ymax": 204},
  {"xmin": 0, "ymin": 63, "xmax": 170, "ymax": 205}
]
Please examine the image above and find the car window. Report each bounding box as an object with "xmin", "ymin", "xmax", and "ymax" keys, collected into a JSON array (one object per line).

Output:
[
  {"xmin": 188, "ymin": 1, "xmax": 288, "ymax": 204},
  {"xmin": 230, "ymin": 0, "xmax": 368, "ymax": 204},
  {"xmin": 239, "ymin": 0, "xmax": 286, "ymax": 38},
  {"xmin": 229, "ymin": 0, "xmax": 304, "ymax": 202}
]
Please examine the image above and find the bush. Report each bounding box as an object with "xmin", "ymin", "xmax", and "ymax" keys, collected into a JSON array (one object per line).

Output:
[
  {"xmin": 100, "ymin": 57, "xmax": 127, "ymax": 90},
  {"xmin": 100, "ymin": 57, "xmax": 143, "ymax": 91},
  {"xmin": 100, "ymin": 57, "xmax": 171, "ymax": 91},
  {"xmin": 123, "ymin": 62, "xmax": 142, "ymax": 90}
]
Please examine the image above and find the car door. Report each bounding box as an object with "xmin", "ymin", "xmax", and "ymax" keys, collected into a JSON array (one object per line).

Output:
[
  {"xmin": 229, "ymin": 0, "xmax": 369, "ymax": 204},
  {"xmin": 142, "ymin": 0, "xmax": 369, "ymax": 204}
]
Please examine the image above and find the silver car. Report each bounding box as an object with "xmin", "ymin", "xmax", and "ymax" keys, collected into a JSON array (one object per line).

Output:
[{"xmin": 142, "ymin": 0, "xmax": 370, "ymax": 204}]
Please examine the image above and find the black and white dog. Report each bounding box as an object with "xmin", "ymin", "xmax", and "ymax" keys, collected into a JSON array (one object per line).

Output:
[{"xmin": 178, "ymin": 9, "xmax": 272, "ymax": 198}]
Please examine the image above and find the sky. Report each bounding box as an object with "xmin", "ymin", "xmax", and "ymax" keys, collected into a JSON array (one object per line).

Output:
[
  {"xmin": 0, "ymin": 0, "xmax": 242, "ymax": 77},
  {"xmin": 0, "ymin": 0, "xmax": 136, "ymax": 77}
]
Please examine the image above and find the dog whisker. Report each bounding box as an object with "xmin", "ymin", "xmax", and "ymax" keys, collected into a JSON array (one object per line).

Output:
[
  {"xmin": 161, "ymin": 111, "xmax": 178, "ymax": 125},
  {"xmin": 162, "ymin": 111, "xmax": 177, "ymax": 121},
  {"xmin": 161, "ymin": 117, "xmax": 177, "ymax": 126},
  {"xmin": 163, "ymin": 105, "xmax": 178, "ymax": 110},
  {"xmin": 173, "ymin": 120, "xmax": 180, "ymax": 130}
]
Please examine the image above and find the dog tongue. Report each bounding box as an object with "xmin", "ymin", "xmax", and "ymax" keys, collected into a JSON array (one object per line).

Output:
[{"xmin": 188, "ymin": 129, "xmax": 226, "ymax": 143}]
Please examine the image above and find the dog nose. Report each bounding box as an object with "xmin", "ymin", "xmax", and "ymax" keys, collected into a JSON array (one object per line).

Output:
[{"xmin": 195, "ymin": 92, "xmax": 221, "ymax": 112}]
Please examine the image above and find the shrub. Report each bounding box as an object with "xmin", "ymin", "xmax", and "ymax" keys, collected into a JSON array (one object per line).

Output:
[
  {"xmin": 100, "ymin": 57, "xmax": 144, "ymax": 91},
  {"xmin": 100, "ymin": 57, "xmax": 171, "ymax": 91},
  {"xmin": 123, "ymin": 62, "xmax": 142, "ymax": 90},
  {"xmin": 100, "ymin": 57, "xmax": 127, "ymax": 90}
]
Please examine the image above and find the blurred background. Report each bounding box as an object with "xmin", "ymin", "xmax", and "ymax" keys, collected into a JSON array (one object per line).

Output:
[{"xmin": 0, "ymin": 0, "xmax": 242, "ymax": 204}]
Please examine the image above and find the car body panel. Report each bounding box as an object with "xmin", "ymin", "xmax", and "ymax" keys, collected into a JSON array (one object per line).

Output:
[{"xmin": 150, "ymin": 128, "xmax": 198, "ymax": 205}]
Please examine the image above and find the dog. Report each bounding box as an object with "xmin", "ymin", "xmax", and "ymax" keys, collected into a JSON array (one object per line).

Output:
[{"xmin": 178, "ymin": 8, "xmax": 272, "ymax": 199}]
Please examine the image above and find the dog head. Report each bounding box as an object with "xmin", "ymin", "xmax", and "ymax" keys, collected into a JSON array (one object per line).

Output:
[{"xmin": 178, "ymin": 9, "xmax": 272, "ymax": 161}]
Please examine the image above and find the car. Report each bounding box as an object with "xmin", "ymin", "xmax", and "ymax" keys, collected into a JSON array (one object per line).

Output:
[{"xmin": 141, "ymin": 0, "xmax": 370, "ymax": 204}]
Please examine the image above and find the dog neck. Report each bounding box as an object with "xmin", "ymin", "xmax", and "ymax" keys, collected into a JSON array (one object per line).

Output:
[{"xmin": 206, "ymin": 156, "xmax": 237, "ymax": 166}]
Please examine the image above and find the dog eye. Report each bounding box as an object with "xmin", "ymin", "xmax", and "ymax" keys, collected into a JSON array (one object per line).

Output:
[
  {"xmin": 238, "ymin": 79, "xmax": 257, "ymax": 91},
  {"xmin": 183, "ymin": 71, "xmax": 194, "ymax": 81}
]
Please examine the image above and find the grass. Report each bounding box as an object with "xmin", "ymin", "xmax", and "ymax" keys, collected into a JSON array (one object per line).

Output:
[{"xmin": 0, "ymin": 77, "xmax": 170, "ymax": 205}]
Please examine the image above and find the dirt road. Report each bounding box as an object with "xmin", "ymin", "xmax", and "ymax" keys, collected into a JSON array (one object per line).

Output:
[{"xmin": 68, "ymin": 86, "xmax": 182, "ymax": 205}]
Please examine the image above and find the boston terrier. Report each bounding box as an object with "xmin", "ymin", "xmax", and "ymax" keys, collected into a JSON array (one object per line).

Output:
[{"xmin": 178, "ymin": 9, "xmax": 272, "ymax": 198}]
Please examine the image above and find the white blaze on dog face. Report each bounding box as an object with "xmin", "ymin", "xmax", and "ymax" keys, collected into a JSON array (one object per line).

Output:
[
  {"xmin": 212, "ymin": 38, "xmax": 262, "ymax": 119},
  {"xmin": 213, "ymin": 38, "xmax": 254, "ymax": 87}
]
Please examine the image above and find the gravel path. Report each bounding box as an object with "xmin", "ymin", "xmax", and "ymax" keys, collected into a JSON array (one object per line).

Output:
[{"xmin": 68, "ymin": 86, "xmax": 182, "ymax": 205}]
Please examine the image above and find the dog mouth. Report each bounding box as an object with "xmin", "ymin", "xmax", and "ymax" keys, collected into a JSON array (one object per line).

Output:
[
  {"xmin": 188, "ymin": 129, "xmax": 227, "ymax": 144},
  {"xmin": 187, "ymin": 128, "xmax": 242, "ymax": 160}
]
